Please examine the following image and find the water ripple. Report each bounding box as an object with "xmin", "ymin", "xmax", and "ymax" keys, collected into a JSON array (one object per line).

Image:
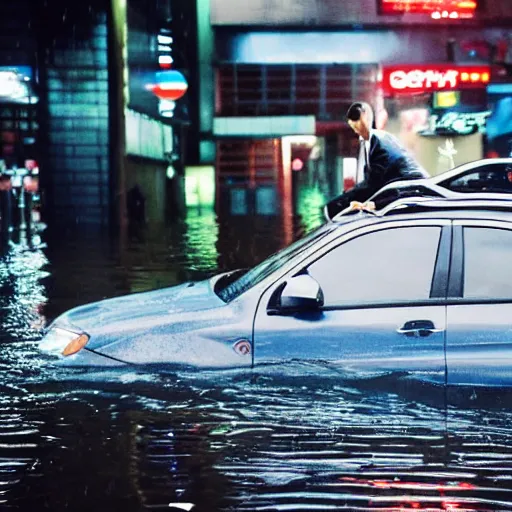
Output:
[{"xmin": 0, "ymin": 214, "xmax": 511, "ymax": 510}]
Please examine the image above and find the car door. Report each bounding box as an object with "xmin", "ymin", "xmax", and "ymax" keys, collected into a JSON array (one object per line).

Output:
[
  {"xmin": 253, "ymin": 220, "xmax": 451, "ymax": 384},
  {"xmin": 446, "ymin": 220, "xmax": 512, "ymax": 387}
]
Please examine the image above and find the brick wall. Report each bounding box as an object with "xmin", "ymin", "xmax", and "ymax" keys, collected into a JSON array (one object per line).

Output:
[{"xmin": 39, "ymin": 2, "xmax": 111, "ymax": 226}]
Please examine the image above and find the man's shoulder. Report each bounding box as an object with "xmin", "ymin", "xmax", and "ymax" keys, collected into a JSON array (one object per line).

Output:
[
  {"xmin": 373, "ymin": 129, "xmax": 400, "ymax": 143},
  {"xmin": 372, "ymin": 129, "xmax": 407, "ymax": 151},
  {"xmin": 372, "ymin": 130, "xmax": 427, "ymax": 175}
]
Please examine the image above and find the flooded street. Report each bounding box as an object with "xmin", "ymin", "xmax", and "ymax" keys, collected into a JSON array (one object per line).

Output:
[
  {"xmin": 1, "ymin": 201, "xmax": 512, "ymax": 511},
  {"xmin": 0, "ymin": 0, "xmax": 509, "ymax": 509}
]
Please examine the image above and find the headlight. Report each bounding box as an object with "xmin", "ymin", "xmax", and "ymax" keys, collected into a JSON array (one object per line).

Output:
[{"xmin": 40, "ymin": 326, "xmax": 90, "ymax": 357}]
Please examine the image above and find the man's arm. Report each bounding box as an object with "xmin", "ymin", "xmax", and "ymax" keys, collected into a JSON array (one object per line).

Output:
[{"xmin": 324, "ymin": 180, "xmax": 376, "ymax": 220}]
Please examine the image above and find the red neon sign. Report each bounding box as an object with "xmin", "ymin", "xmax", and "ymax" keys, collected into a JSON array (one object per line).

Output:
[
  {"xmin": 381, "ymin": 65, "xmax": 490, "ymax": 95},
  {"xmin": 380, "ymin": 0, "xmax": 477, "ymax": 17}
]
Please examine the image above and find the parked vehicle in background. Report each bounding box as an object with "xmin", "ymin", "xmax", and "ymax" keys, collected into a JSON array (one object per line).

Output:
[{"xmin": 325, "ymin": 158, "xmax": 512, "ymax": 220}]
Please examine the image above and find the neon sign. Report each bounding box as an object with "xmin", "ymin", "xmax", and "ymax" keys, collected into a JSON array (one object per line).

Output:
[
  {"xmin": 381, "ymin": 65, "xmax": 490, "ymax": 95},
  {"xmin": 380, "ymin": 0, "xmax": 477, "ymax": 18},
  {"xmin": 157, "ymin": 32, "xmax": 173, "ymax": 70},
  {"xmin": 429, "ymin": 111, "xmax": 492, "ymax": 135}
]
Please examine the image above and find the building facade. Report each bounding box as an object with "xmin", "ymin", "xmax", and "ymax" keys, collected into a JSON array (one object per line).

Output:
[
  {"xmin": 1, "ymin": 1, "xmax": 510, "ymax": 228},
  {"xmin": 194, "ymin": 0, "xmax": 512, "ymax": 221},
  {"xmin": 0, "ymin": 0, "xmax": 196, "ymax": 229}
]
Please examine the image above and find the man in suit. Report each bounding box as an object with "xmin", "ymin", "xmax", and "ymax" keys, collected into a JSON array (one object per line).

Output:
[{"xmin": 324, "ymin": 102, "xmax": 429, "ymax": 220}]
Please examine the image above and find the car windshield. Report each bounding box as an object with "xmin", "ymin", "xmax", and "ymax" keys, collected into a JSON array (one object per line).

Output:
[{"xmin": 215, "ymin": 223, "xmax": 335, "ymax": 303}]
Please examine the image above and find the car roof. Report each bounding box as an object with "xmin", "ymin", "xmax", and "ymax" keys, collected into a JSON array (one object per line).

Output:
[{"xmin": 331, "ymin": 195, "xmax": 512, "ymax": 228}]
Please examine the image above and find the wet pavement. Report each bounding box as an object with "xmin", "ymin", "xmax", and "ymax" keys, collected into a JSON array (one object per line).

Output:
[{"xmin": 1, "ymin": 196, "xmax": 512, "ymax": 511}]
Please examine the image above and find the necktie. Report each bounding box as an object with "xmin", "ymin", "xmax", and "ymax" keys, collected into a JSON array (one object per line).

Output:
[{"xmin": 356, "ymin": 137, "xmax": 368, "ymax": 183}]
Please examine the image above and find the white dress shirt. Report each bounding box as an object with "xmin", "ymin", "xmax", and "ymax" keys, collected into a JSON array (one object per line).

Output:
[{"xmin": 356, "ymin": 130, "xmax": 372, "ymax": 183}]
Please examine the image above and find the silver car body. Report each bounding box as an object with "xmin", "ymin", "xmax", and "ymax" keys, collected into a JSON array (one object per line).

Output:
[{"xmin": 40, "ymin": 197, "xmax": 512, "ymax": 389}]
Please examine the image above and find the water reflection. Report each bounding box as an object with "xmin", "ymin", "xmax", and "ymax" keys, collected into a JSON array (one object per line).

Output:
[
  {"xmin": 2, "ymin": 370, "xmax": 512, "ymax": 511},
  {"xmin": 0, "ymin": 186, "xmax": 511, "ymax": 510},
  {"xmin": 0, "ymin": 235, "xmax": 48, "ymax": 344}
]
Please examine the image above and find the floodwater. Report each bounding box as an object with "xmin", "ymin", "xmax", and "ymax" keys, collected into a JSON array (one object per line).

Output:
[{"xmin": 1, "ymin": 190, "xmax": 512, "ymax": 511}]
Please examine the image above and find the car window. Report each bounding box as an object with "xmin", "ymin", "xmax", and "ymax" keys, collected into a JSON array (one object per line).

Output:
[
  {"xmin": 216, "ymin": 223, "xmax": 336, "ymax": 303},
  {"xmin": 463, "ymin": 227, "xmax": 512, "ymax": 299},
  {"xmin": 306, "ymin": 226, "xmax": 442, "ymax": 305},
  {"xmin": 440, "ymin": 164, "xmax": 512, "ymax": 193}
]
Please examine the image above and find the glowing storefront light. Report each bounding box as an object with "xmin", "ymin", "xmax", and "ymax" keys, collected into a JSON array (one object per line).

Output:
[
  {"xmin": 157, "ymin": 34, "xmax": 173, "ymax": 45},
  {"xmin": 0, "ymin": 71, "xmax": 22, "ymax": 97},
  {"xmin": 433, "ymin": 91, "xmax": 460, "ymax": 108},
  {"xmin": 390, "ymin": 69, "xmax": 459, "ymax": 90},
  {"xmin": 291, "ymin": 158, "xmax": 304, "ymax": 171},
  {"xmin": 166, "ymin": 165, "xmax": 176, "ymax": 179},
  {"xmin": 159, "ymin": 99, "xmax": 176, "ymax": 118},
  {"xmin": 382, "ymin": 65, "xmax": 491, "ymax": 94},
  {"xmin": 429, "ymin": 111, "xmax": 492, "ymax": 135},
  {"xmin": 185, "ymin": 166, "xmax": 215, "ymax": 208},
  {"xmin": 156, "ymin": 29, "xmax": 174, "ymax": 71},
  {"xmin": 0, "ymin": 69, "xmax": 38, "ymax": 104},
  {"xmin": 380, "ymin": 0, "xmax": 477, "ymax": 18},
  {"xmin": 158, "ymin": 55, "xmax": 174, "ymax": 67},
  {"xmin": 150, "ymin": 28, "xmax": 188, "ymax": 120},
  {"xmin": 296, "ymin": 186, "xmax": 327, "ymax": 233},
  {"xmin": 458, "ymin": 0, "xmax": 477, "ymax": 7}
]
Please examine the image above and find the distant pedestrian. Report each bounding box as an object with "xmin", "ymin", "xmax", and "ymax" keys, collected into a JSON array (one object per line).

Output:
[
  {"xmin": 127, "ymin": 184, "xmax": 146, "ymax": 226},
  {"xmin": 325, "ymin": 101, "xmax": 428, "ymax": 220}
]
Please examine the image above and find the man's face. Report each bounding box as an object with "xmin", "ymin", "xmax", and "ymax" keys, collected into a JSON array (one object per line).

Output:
[{"xmin": 348, "ymin": 110, "xmax": 370, "ymax": 140}]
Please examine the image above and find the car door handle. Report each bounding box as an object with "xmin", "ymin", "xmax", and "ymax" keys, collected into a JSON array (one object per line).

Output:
[{"xmin": 397, "ymin": 320, "xmax": 444, "ymax": 337}]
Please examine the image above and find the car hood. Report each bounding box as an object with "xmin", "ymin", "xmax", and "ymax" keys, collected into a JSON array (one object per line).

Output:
[{"xmin": 55, "ymin": 277, "xmax": 226, "ymax": 350}]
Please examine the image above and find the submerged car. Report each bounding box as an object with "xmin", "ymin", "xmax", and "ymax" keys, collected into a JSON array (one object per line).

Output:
[
  {"xmin": 41, "ymin": 195, "xmax": 512, "ymax": 387},
  {"xmin": 325, "ymin": 158, "xmax": 512, "ymax": 220}
]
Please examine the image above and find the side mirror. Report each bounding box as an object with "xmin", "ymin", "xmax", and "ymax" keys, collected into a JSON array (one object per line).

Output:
[{"xmin": 279, "ymin": 274, "xmax": 324, "ymax": 312}]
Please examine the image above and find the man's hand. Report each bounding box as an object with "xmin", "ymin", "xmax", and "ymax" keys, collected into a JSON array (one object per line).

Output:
[{"xmin": 348, "ymin": 201, "xmax": 376, "ymax": 212}]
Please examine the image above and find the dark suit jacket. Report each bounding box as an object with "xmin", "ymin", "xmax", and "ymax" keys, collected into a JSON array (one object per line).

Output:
[{"xmin": 325, "ymin": 130, "xmax": 428, "ymax": 219}]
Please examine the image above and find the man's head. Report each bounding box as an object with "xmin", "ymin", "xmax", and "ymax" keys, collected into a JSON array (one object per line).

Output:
[{"xmin": 346, "ymin": 102, "xmax": 374, "ymax": 140}]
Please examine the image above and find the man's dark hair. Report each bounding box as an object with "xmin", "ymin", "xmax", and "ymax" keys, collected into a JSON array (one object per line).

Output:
[{"xmin": 346, "ymin": 101, "xmax": 375, "ymax": 125}]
